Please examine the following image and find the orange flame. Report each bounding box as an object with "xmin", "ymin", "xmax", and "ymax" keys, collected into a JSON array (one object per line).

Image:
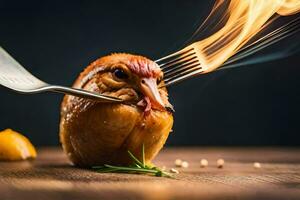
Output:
[{"xmin": 189, "ymin": 0, "xmax": 300, "ymax": 73}]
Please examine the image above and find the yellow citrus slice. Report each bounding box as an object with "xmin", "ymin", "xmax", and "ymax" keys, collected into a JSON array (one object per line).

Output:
[{"xmin": 0, "ymin": 129, "xmax": 37, "ymax": 161}]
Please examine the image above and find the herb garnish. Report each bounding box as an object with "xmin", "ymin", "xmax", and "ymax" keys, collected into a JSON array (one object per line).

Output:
[{"xmin": 92, "ymin": 145, "xmax": 172, "ymax": 178}]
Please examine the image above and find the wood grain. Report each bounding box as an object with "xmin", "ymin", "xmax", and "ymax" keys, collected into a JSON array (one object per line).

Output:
[{"xmin": 0, "ymin": 147, "xmax": 299, "ymax": 200}]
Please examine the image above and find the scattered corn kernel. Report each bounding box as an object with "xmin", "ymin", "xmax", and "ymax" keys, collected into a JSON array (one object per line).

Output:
[
  {"xmin": 217, "ymin": 159, "xmax": 225, "ymax": 168},
  {"xmin": 200, "ymin": 159, "xmax": 208, "ymax": 168},
  {"xmin": 181, "ymin": 161, "xmax": 189, "ymax": 168},
  {"xmin": 174, "ymin": 159, "xmax": 182, "ymax": 167},
  {"xmin": 170, "ymin": 168, "xmax": 179, "ymax": 174},
  {"xmin": 253, "ymin": 162, "xmax": 261, "ymax": 169}
]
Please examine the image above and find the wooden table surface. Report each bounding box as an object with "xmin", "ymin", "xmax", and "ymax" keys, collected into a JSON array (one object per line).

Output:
[{"xmin": 0, "ymin": 147, "xmax": 299, "ymax": 200}]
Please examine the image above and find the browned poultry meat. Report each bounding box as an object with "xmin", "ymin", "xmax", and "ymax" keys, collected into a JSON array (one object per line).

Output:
[{"xmin": 59, "ymin": 54, "xmax": 174, "ymax": 167}]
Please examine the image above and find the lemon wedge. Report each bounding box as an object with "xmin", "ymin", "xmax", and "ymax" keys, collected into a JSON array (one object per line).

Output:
[{"xmin": 0, "ymin": 129, "xmax": 37, "ymax": 161}]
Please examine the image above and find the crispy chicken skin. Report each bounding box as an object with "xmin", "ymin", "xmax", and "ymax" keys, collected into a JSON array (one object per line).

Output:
[{"xmin": 60, "ymin": 54, "xmax": 173, "ymax": 167}]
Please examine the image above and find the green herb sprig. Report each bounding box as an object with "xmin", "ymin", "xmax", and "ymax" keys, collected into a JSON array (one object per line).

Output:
[{"xmin": 92, "ymin": 145, "xmax": 172, "ymax": 178}]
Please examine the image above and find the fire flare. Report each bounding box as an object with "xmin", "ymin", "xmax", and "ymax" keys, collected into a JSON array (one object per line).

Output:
[{"xmin": 188, "ymin": 0, "xmax": 300, "ymax": 73}]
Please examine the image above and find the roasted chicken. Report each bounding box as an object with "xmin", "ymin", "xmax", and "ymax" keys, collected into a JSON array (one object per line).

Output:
[{"xmin": 59, "ymin": 54, "xmax": 173, "ymax": 167}]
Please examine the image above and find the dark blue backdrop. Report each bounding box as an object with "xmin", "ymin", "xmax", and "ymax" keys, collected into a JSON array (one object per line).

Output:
[{"xmin": 1, "ymin": 0, "xmax": 300, "ymax": 146}]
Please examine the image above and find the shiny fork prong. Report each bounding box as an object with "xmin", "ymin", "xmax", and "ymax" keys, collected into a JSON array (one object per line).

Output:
[
  {"xmin": 163, "ymin": 58, "xmax": 200, "ymax": 77},
  {"xmin": 163, "ymin": 63, "xmax": 202, "ymax": 83},
  {"xmin": 163, "ymin": 67, "xmax": 204, "ymax": 87},
  {"xmin": 160, "ymin": 50, "xmax": 196, "ymax": 70},
  {"xmin": 160, "ymin": 52, "xmax": 197, "ymax": 72},
  {"xmin": 156, "ymin": 48, "xmax": 195, "ymax": 69},
  {"xmin": 163, "ymin": 62, "xmax": 201, "ymax": 80},
  {"xmin": 155, "ymin": 48, "xmax": 194, "ymax": 64}
]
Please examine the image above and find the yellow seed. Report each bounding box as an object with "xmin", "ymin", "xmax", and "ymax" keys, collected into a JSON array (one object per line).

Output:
[
  {"xmin": 253, "ymin": 162, "xmax": 261, "ymax": 169},
  {"xmin": 217, "ymin": 159, "xmax": 225, "ymax": 168},
  {"xmin": 0, "ymin": 129, "xmax": 37, "ymax": 161},
  {"xmin": 200, "ymin": 159, "xmax": 208, "ymax": 167},
  {"xmin": 181, "ymin": 161, "xmax": 189, "ymax": 168},
  {"xmin": 174, "ymin": 159, "xmax": 182, "ymax": 167},
  {"xmin": 170, "ymin": 168, "xmax": 179, "ymax": 174}
]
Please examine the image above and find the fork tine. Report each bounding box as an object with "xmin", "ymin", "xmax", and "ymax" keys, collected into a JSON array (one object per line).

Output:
[
  {"xmin": 164, "ymin": 63, "xmax": 202, "ymax": 83},
  {"xmin": 163, "ymin": 59, "xmax": 201, "ymax": 78},
  {"xmin": 161, "ymin": 52, "xmax": 197, "ymax": 71},
  {"xmin": 159, "ymin": 50, "xmax": 195, "ymax": 69},
  {"xmin": 163, "ymin": 68, "xmax": 203, "ymax": 87},
  {"xmin": 155, "ymin": 48, "xmax": 194, "ymax": 64},
  {"xmin": 158, "ymin": 15, "xmax": 300, "ymax": 88}
]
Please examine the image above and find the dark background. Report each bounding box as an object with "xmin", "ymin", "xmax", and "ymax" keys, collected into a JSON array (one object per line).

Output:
[{"xmin": 0, "ymin": 0, "xmax": 299, "ymax": 146}]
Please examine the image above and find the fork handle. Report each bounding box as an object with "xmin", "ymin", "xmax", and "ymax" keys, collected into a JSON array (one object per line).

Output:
[{"xmin": 44, "ymin": 85, "xmax": 123, "ymax": 102}]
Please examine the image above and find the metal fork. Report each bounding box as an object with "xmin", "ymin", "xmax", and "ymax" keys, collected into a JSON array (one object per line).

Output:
[
  {"xmin": 157, "ymin": 15, "xmax": 300, "ymax": 87},
  {"xmin": 0, "ymin": 47, "xmax": 122, "ymax": 102},
  {"xmin": 156, "ymin": 46, "xmax": 204, "ymax": 87}
]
